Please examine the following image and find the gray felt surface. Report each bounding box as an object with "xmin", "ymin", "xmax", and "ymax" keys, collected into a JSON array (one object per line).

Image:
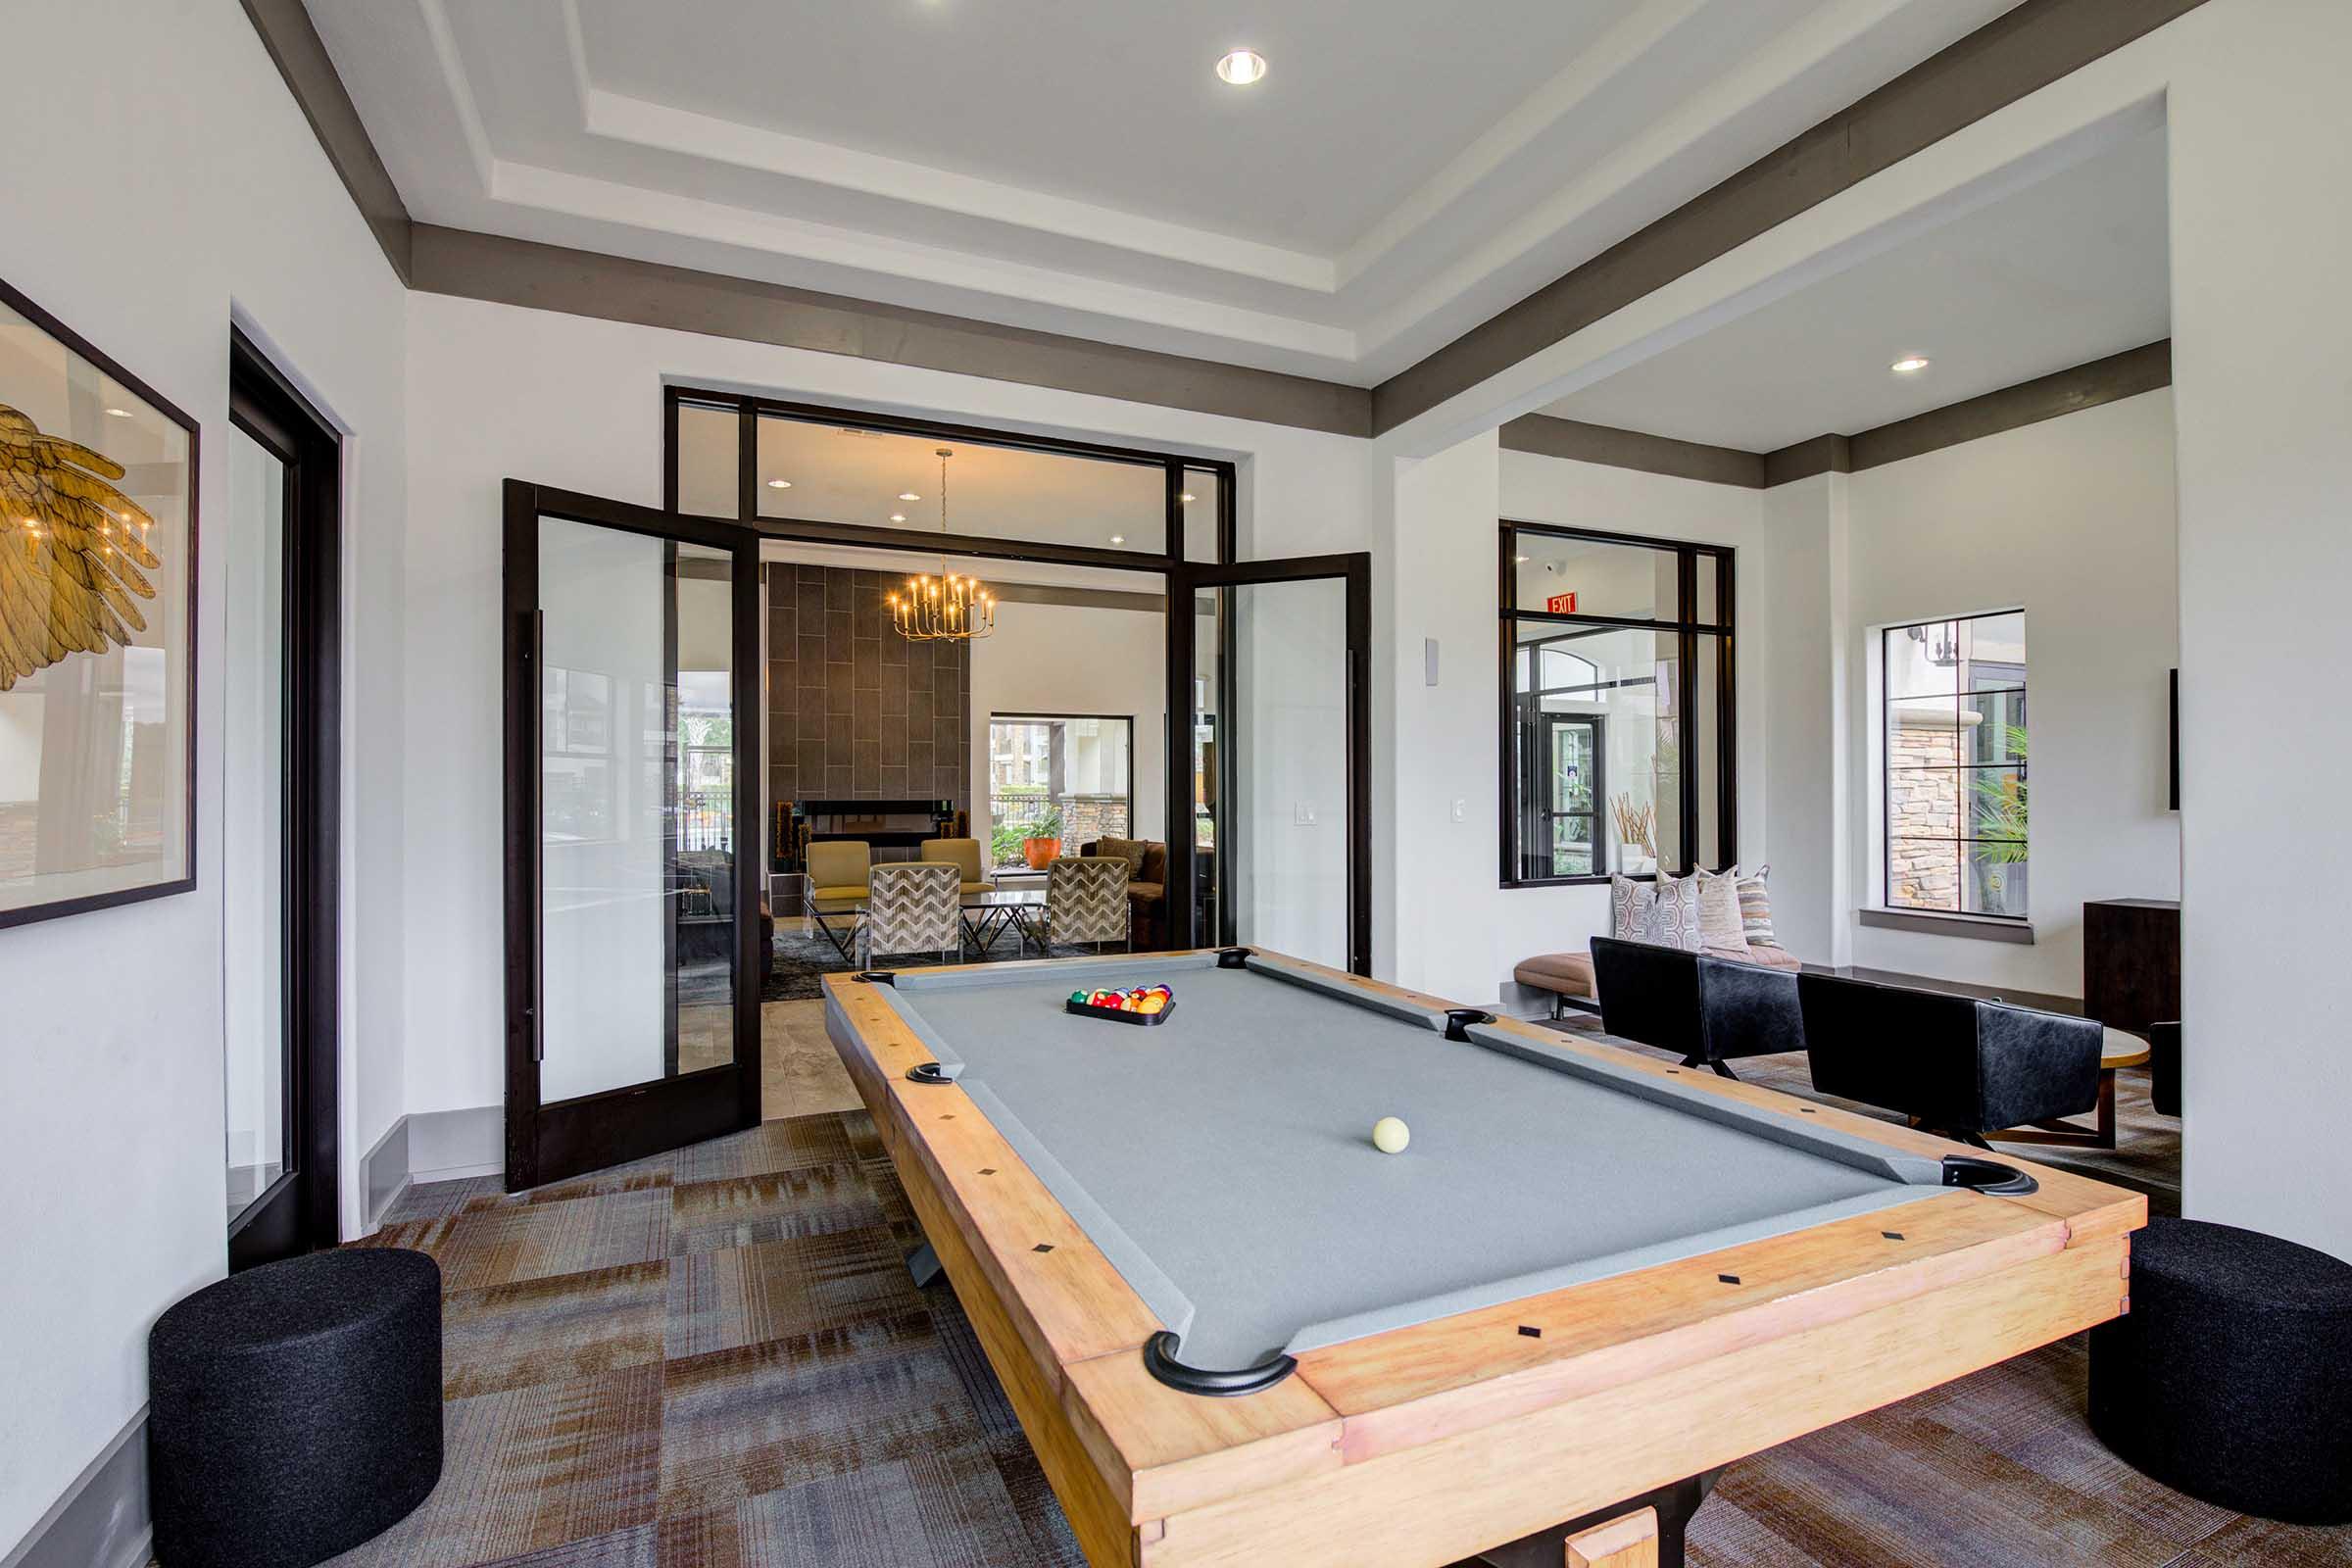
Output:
[{"xmin": 877, "ymin": 955, "xmax": 1939, "ymax": 1372}]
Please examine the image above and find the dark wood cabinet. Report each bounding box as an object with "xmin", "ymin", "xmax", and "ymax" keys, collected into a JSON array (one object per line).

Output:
[{"xmin": 2083, "ymin": 898, "xmax": 2180, "ymax": 1035}]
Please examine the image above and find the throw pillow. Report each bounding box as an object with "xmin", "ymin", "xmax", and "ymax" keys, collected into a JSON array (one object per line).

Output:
[
  {"xmin": 1699, "ymin": 863, "xmax": 1780, "ymax": 949},
  {"xmin": 1094, "ymin": 837, "xmax": 1149, "ymax": 878},
  {"xmin": 1609, "ymin": 875, "xmax": 1656, "ymax": 940},
  {"xmin": 1642, "ymin": 870, "xmax": 1705, "ymax": 951},
  {"xmin": 1695, "ymin": 869, "xmax": 1749, "ymax": 953}
]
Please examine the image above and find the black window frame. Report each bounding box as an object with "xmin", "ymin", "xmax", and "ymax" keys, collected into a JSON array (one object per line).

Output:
[
  {"xmin": 1497, "ymin": 520, "xmax": 1736, "ymax": 889},
  {"xmin": 662, "ymin": 385, "xmax": 1236, "ymax": 570},
  {"xmin": 1879, "ymin": 610, "xmax": 2030, "ymax": 921},
  {"xmin": 984, "ymin": 711, "xmax": 1140, "ymax": 867}
]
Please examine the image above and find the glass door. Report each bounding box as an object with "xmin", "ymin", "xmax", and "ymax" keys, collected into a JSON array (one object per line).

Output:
[
  {"xmin": 1169, "ymin": 556, "xmax": 1370, "ymax": 974},
  {"xmin": 224, "ymin": 334, "xmax": 341, "ymax": 1269},
  {"xmin": 503, "ymin": 482, "xmax": 760, "ymax": 1191}
]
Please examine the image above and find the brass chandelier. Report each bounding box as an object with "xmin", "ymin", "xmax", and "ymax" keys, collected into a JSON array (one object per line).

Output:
[{"xmin": 889, "ymin": 447, "xmax": 995, "ymax": 642}]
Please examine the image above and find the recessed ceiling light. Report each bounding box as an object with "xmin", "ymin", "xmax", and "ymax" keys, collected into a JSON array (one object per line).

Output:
[
  {"xmin": 1215, "ymin": 48, "xmax": 1267, "ymax": 86},
  {"xmin": 899, "ymin": 491, "xmax": 920, "ymax": 501},
  {"xmin": 890, "ymin": 513, "xmax": 907, "ymax": 523},
  {"xmin": 1514, "ymin": 555, "xmax": 1530, "ymax": 564},
  {"xmin": 1110, "ymin": 534, "xmax": 1126, "ymax": 546},
  {"xmin": 1179, "ymin": 491, "xmax": 1197, "ymax": 504},
  {"xmin": 1890, "ymin": 355, "xmax": 1933, "ymax": 375},
  {"xmin": 766, "ymin": 477, "xmax": 792, "ymax": 489},
  {"xmin": 104, "ymin": 407, "xmax": 132, "ymax": 418}
]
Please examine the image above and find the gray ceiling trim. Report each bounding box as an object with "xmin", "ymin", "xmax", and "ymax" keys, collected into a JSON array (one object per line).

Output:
[
  {"xmin": 1367, "ymin": 0, "xmax": 2211, "ymax": 435},
  {"xmin": 237, "ymin": 0, "xmax": 413, "ymax": 283},
  {"xmin": 1843, "ymin": 338, "xmax": 2171, "ymax": 470},
  {"xmin": 409, "ymin": 226, "xmax": 1374, "ymax": 437},
  {"xmin": 1523, "ymin": 341, "xmax": 2172, "ymax": 490},
  {"xmin": 1498, "ymin": 415, "xmax": 1765, "ymax": 488},
  {"xmin": 1762, "ymin": 434, "xmax": 1856, "ymax": 488}
]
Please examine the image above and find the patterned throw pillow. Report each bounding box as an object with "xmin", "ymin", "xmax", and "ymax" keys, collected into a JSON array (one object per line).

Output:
[
  {"xmin": 1609, "ymin": 875, "xmax": 1656, "ymax": 940},
  {"xmin": 1699, "ymin": 864, "xmax": 1780, "ymax": 949},
  {"xmin": 1094, "ymin": 837, "xmax": 1149, "ymax": 879},
  {"xmin": 1642, "ymin": 870, "xmax": 1705, "ymax": 951}
]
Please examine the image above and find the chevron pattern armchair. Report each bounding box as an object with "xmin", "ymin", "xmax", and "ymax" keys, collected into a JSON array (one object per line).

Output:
[
  {"xmin": 1046, "ymin": 856, "xmax": 1131, "ymax": 952},
  {"xmin": 859, "ymin": 862, "xmax": 961, "ymax": 968}
]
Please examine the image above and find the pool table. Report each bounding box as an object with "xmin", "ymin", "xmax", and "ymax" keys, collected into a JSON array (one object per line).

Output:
[{"xmin": 825, "ymin": 949, "xmax": 2142, "ymax": 1568}]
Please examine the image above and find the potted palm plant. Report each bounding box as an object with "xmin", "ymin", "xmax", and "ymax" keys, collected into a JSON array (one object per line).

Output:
[{"xmin": 1021, "ymin": 807, "xmax": 1065, "ymax": 870}]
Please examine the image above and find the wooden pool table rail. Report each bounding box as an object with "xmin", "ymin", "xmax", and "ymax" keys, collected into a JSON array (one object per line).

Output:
[{"xmin": 823, "ymin": 952, "xmax": 2142, "ymax": 1568}]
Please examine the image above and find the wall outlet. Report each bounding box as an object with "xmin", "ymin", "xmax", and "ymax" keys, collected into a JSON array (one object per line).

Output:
[{"xmin": 1295, "ymin": 802, "xmax": 1318, "ymax": 825}]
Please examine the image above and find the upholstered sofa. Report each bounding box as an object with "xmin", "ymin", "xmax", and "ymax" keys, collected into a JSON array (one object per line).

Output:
[{"xmin": 1081, "ymin": 837, "xmax": 1167, "ymax": 949}]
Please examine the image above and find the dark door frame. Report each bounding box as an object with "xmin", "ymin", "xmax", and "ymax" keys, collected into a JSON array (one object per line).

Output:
[
  {"xmin": 225, "ymin": 330, "xmax": 342, "ymax": 1270},
  {"xmin": 502, "ymin": 480, "xmax": 763, "ymax": 1192},
  {"xmin": 1165, "ymin": 554, "xmax": 1373, "ymax": 976}
]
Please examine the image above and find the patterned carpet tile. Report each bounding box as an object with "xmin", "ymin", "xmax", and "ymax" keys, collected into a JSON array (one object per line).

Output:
[
  {"xmin": 2171, "ymin": 1517, "xmax": 2352, "ymax": 1566},
  {"xmin": 659, "ymin": 1446, "xmax": 1044, "ymax": 1568},
  {"xmin": 672, "ymin": 1114, "xmax": 869, "ymax": 1186},
  {"xmin": 665, "ymin": 1227, "xmax": 917, "ymax": 1359},
  {"xmin": 668, "ymin": 1162, "xmax": 892, "ymax": 1255},
  {"xmin": 467, "ymin": 1160, "xmax": 676, "ymax": 1214},
  {"xmin": 658, "ymin": 1304, "xmax": 975, "ymax": 1518},
  {"xmin": 471, "ymin": 1524, "xmax": 658, "ymax": 1568},
  {"xmin": 442, "ymin": 1260, "xmax": 670, "ymax": 1400},
  {"xmin": 361, "ymin": 1186, "xmax": 672, "ymax": 1292},
  {"xmin": 326, "ymin": 1364, "xmax": 663, "ymax": 1567}
]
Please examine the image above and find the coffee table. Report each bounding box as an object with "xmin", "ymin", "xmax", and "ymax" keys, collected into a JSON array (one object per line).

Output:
[{"xmin": 808, "ymin": 886, "xmax": 1049, "ymax": 963}]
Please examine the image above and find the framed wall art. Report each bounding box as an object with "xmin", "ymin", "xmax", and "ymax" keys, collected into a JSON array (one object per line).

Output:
[{"xmin": 0, "ymin": 276, "xmax": 198, "ymax": 928}]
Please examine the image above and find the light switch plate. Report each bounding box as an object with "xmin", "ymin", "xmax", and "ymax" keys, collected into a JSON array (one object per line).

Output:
[{"xmin": 1425, "ymin": 638, "xmax": 1440, "ymax": 686}]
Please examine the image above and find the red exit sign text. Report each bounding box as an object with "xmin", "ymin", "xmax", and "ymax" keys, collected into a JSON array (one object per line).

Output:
[{"xmin": 1545, "ymin": 591, "xmax": 1579, "ymax": 613}]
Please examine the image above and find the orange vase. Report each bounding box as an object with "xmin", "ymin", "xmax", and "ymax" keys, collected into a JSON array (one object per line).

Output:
[{"xmin": 1022, "ymin": 837, "xmax": 1060, "ymax": 870}]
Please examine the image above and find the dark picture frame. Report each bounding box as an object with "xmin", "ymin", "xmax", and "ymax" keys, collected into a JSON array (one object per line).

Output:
[{"xmin": 0, "ymin": 275, "xmax": 199, "ymax": 930}]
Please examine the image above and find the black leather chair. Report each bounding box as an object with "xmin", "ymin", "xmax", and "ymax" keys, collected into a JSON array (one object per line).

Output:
[
  {"xmin": 1590, "ymin": 937, "xmax": 1803, "ymax": 1079},
  {"xmin": 2148, "ymin": 1019, "xmax": 2180, "ymax": 1117},
  {"xmin": 1795, "ymin": 971, "xmax": 2103, "ymax": 1146}
]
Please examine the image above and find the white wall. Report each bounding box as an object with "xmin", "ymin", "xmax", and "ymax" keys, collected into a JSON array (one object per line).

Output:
[
  {"xmin": 2166, "ymin": 0, "xmax": 2352, "ymax": 1260},
  {"xmin": 403, "ymin": 292, "xmax": 1388, "ymax": 1114},
  {"xmin": 1836, "ymin": 390, "xmax": 2181, "ymax": 996},
  {"xmin": 1385, "ymin": 443, "xmax": 1766, "ymax": 1007},
  {"xmin": 967, "ymin": 598, "xmax": 1167, "ymax": 851},
  {"xmin": 0, "ymin": 0, "xmax": 409, "ymax": 1548}
]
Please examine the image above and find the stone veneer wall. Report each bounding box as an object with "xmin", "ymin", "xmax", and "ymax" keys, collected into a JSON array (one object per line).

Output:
[
  {"xmin": 767, "ymin": 563, "xmax": 969, "ymax": 819},
  {"xmin": 1886, "ymin": 713, "xmax": 1971, "ymax": 908}
]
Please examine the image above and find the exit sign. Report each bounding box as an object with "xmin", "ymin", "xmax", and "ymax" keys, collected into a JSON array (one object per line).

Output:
[{"xmin": 1546, "ymin": 591, "xmax": 1579, "ymax": 613}]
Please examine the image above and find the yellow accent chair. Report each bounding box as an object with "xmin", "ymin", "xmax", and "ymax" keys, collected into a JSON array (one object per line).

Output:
[{"xmin": 919, "ymin": 837, "xmax": 991, "ymax": 897}]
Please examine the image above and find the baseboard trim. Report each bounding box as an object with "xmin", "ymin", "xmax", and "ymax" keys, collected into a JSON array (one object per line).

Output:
[
  {"xmin": 2, "ymin": 1407, "xmax": 151, "ymax": 1568},
  {"xmin": 363, "ymin": 1105, "xmax": 505, "ymax": 1228}
]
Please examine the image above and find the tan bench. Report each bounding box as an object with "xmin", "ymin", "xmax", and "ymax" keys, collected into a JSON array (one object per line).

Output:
[{"xmin": 1514, "ymin": 951, "xmax": 1596, "ymax": 1018}]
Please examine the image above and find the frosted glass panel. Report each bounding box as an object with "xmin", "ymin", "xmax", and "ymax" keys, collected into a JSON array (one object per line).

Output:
[
  {"xmin": 539, "ymin": 519, "xmax": 735, "ymax": 1103},
  {"xmin": 222, "ymin": 427, "xmax": 285, "ymax": 1222},
  {"xmin": 1227, "ymin": 579, "xmax": 1348, "ymax": 970}
]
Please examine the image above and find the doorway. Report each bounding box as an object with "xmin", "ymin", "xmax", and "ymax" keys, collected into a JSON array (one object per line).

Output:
[
  {"xmin": 502, "ymin": 482, "xmax": 762, "ymax": 1191},
  {"xmin": 223, "ymin": 330, "xmax": 342, "ymax": 1269}
]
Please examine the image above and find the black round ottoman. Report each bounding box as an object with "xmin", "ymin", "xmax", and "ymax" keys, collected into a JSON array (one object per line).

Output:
[
  {"xmin": 2088, "ymin": 1216, "xmax": 2352, "ymax": 1524},
  {"xmin": 149, "ymin": 1249, "xmax": 444, "ymax": 1567}
]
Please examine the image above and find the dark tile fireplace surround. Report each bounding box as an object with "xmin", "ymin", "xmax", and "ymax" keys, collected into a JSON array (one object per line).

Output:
[{"xmin": 766, "ymin": 563, "xmax": 971, "ymax": 875}]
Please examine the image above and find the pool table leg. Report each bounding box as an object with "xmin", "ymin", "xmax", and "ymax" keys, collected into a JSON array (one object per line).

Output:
[
  {"xmin": 1458, "ymin": 1470, "xmax": 1715, "ymax": 1568},
  {"xmin": 1567, "ymin": 1506, "xmax": 1657, "ymax": 1568},
  {"xmin": 906, "ymin": 1241, "xmax": 945, "ymax": 1289}
]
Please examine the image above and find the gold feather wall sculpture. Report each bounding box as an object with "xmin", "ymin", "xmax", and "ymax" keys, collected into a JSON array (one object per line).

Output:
[{"xmin": 0, "ymin": 402, "xmax": 163, "ymax": 691}]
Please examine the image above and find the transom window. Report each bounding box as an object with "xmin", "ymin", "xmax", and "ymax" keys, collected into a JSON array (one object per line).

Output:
[
  {"xmin": 1499, "ymin": 523, "xmax": 1735, "ymax": 885},
  {"xmin": 1881, "ymin": 612, "xmax": 2029, "ymax": 918}
]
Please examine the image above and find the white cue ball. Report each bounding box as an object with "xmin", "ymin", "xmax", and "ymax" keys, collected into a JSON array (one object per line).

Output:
[{"xmin": 1371, "ymin": 1116, "xmax": 1411, "ymax": 1154}]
